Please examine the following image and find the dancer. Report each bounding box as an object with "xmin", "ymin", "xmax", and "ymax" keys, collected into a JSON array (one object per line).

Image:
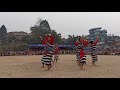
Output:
[
  {"xmin": 54, "ymin": 43, "xmax": 60, "ymax": 62},
  {"xmin": 75, "ymin": 36, "xmax": 89, "ymax": 65},
  {"xmin": 79, "ymin": 48, "xmax": 86, "ymax": 69},
  {"xmin": 40, "ymin": 34, "xmax": 54, "ymax": 70},
  {"xmin": 89, "ymin": 37, "xmax": 99, "ymax": 65},
  {"xmin": 81, "ymin": 38, "xmax": 89, "ymax": 64},
  {"xmin": 75, "ymin": 36, "xmax": 84, "ymax": 65}
]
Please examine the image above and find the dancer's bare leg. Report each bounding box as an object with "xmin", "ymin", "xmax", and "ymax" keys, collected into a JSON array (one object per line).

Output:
[
  {"xmin": 80, "ymin": 63, "xmax": 84, "ymax": 70},
  {"xmin": 42, "ymin": 63, "xmax": 44, "ymax": 68}
]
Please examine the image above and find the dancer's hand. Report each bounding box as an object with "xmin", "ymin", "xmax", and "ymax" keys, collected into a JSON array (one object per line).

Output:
[
  {"xmin": 39, "ymin": 36, "xmax": 43, "ymax": 39},
  {"xmin": 44, "ymin": 34, "xmax": 48, "ymax": 36}
]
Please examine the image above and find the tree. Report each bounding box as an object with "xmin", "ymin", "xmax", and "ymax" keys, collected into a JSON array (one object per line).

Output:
[
  {"xmin": 30, "ymin": 19, "xmax": 62, "ymax": 44},
  {"xmin": 65, "ymin": 35, "xmax": 79, "ymax": 45},
  {"xmin": 0, "ymin": 25, "xmax": 7, "ymax": 44}
]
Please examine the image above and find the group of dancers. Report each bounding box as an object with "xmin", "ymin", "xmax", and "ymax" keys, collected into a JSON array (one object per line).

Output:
[
  {"xmin": 39, "ymin": 34, "xmax": 99, "ymax": 70},
  {"xmin": 75, "ymin": 36, "xmax": 99, "ymax": 69}
]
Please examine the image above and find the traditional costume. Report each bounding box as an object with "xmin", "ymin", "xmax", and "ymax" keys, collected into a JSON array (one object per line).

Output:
[
  {"xmin": 89, "ymin": 38, "xmax": 99, "ymax": 63},
  {"xmin": 40, "ymin": 34, "xmax": 54, "ymax": 68},
  {"xmin": 54, "ymin": 43, "xmax": 60, "ymax": 62}
]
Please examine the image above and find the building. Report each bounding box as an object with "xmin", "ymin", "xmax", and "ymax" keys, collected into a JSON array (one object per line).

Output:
[
  {"xmin": 107, "ymin": 34, "xmax": 120, "ymax": 42},
  {"xmin": 87, "ymin": 27, "xmax": 107, "ymax": 44},
  {"xmin": 86, "ymin": 27, "xmax": 120, "ymax": 50},
  {"xmin": 7, "ymin": 31, "xmax": 28, "ymax": 40}
]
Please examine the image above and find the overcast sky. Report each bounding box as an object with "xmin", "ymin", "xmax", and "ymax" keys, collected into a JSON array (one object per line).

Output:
[{"xmin": 0, "ymin": 12, "xmax": 120, "ymax": 38}]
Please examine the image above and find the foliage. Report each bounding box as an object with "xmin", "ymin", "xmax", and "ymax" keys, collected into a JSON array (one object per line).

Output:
[
  {"xmin": 64, "ymin": 35, "xmax": 80, "ymax": 45},
  {"xmin": 30, "ymin": 18, "xmax": 62, "ymax": 44}
]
